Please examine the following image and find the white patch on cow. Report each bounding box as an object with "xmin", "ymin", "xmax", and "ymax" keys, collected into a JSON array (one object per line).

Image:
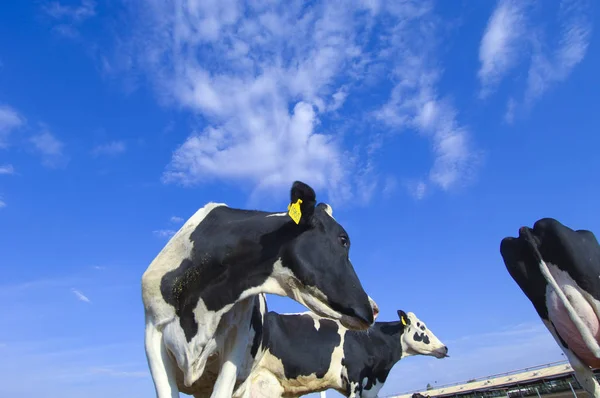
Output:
[
  {"xmin": 323, "ymin": 204, "xmax": 334, "ymax": 218},
  {"xmin": 349, "ymin": 381, "xmax": 359, "ymax": 398},
  {"xmin": 266, "ymin": 212, "xmax": 288, "ymax": 218},
  {"xmin": 541, "ymin": 261, "xmax": 600, "ymax": 362}
]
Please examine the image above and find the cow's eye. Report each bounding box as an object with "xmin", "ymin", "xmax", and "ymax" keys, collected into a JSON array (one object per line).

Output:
[{"xmin": 339, "ymin": 235, "xmax": 349, "ymax": 248}]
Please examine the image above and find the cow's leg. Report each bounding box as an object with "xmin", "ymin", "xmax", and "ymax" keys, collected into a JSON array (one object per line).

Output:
[
  {"xmin": 210, "ymin": 299, "xmax": 255, "ymax": 398},
  {"xmin": 145, "ymin": 314, "xmax": 180, "ymax": 398},
  {"xmin": 543, "ymin": 319, "xmax": 600, "ymax": 397}
]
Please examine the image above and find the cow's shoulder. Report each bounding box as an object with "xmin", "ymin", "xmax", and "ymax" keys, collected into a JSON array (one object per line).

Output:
[
  {"xmin": 157, "ymin": 204, "xmax": 284, "ymax": 341},
  {"xmin": 263, "ymin": 312, "xmax": 341, "ymax": 380}
]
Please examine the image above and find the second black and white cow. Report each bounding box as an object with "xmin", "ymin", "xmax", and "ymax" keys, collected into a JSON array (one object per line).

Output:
[
  {"xmin": 142, "ymin": 181, "xmax": 379, "ymax": 398},
  {"xmin": 245, "ymin": 309, "xmax": 448, "ymax": 398},
  {"xmin": 500, "ymin": 217, "xmax": 600, "ymax": 397}
]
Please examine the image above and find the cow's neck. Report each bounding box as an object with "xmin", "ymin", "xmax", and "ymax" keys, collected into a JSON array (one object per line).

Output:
[{"xmin": 372, "ymin": 321, "xmax": 404, "ymax": 364}]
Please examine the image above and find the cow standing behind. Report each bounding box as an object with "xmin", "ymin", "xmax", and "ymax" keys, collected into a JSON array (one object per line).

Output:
[
  {"xmin": 500, "ymin": 218, "xmax": 600, "ymax": 397},
  {"xmin": 142, "ymin": 181, "xmax": 379, "ymax": 398},
  {"xmin": 244, "ymin": 309, "xmax": 448, "ymax": 398}
]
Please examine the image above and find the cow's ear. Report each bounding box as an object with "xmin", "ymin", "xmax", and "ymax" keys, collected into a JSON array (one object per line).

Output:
[
  {"xmin": 288, "ymin": 181, "xmax": 316, "ymax": 225},
  {"xmin": 397, "ymin": 310, "xmax": 409, "ymax": 326}
]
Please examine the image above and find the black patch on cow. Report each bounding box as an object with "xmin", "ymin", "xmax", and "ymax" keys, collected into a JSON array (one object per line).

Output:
[
  {"xmin": 250, "ymin": 299, "xmax": 264, "ymax": 359},
  {"xmin": 341, "ymin": 320, "xmax": 405, "ymax": 396},
  {"xmin": 262, "ymin": 312, "xmax": 340, "ymax": 379},
  {"xmin": 413, "ymin": 332, "xmax": 430, "ymax": 344},
  {"xmin": 500, "ymin": 218, "xmax": 600, "ymax": 323},
  {"xmin": 159, "ymin": 201, "xmax": 374, "ymax": 342}
]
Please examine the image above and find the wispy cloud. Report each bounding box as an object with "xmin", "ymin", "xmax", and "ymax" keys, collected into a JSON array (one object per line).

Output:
[
  {"xmin": 29, "ymin": 127, "xmax": 68, "ymax": 168},
  {"xmin": 153, "ymin": 229, "xmax": 175, "ymax": 239},
  {"xmin": 0, "ymin": 277, "xmax": 82, "ymax": 297},
  {"xmin": 0, "ymin": 164, "xmax": 15, "ymax": 175},
  {"xmin": 525, "ymin": 0, "xmax": 592, "ymax": 105},
  {"xmin": 0, "ymin": 198, "xmax": 6, "ymax": 209},
  {"xmin": 42, "ymin": 0, "xmax": 96, "ymax": 39},
  {"xmin": 477, "ymin": 0, "xmax": 530, "ymax": 99},
  {"xmin": 504, "ymin": 97, "xmax": 517, "ymax": 124},
  {"xmin": 108, "ymin": 0, "xmax": 482, "ymax": 204},
  {"xmin": 373, "ymin": 7, "xmax": 482, "ymax": 196},
  {"xmin": 477, "ymin": 0, "xmax": 592, "ymax": 119},
  {"xmin": 43, "ymin": 0, "xmax": 96, "ymax": 22},
  {"xmin": 88, "ymin": 367, "xmax": 148, "ymax": 378},
  {"xmin": 71, "ymin": 288, "xmax": 91, "ymax": 303},
  {"xmin": 169, "ymin": 216, "xmax": 184, "ymax": 224},
  {"xmin": 0, "ymin": 105, "xmax": 25, "ymax": 148},
  {"xmin": 92, "ymin": 141, "xmax": 127, "ymax": 157}
]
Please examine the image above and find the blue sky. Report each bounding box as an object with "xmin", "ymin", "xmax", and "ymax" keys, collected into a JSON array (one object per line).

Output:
[{"xmin": 0, "ymin": 0, "xmax": 598, "ymax": 397}]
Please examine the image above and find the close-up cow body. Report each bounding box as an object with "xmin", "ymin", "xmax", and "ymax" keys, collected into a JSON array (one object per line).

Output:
[
  {"xmin": 244, "ymin": 309, "xmax": 448, "ymax": 398},
  {"xmin": 141, "ymin": 181, "xmax": 378, "ymax": 398},
  {"xmin": 500, "ymin": 217, "xmax": 600, "ymax": 397}
]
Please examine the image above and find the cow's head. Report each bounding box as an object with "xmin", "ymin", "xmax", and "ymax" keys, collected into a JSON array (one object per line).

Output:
[
  {"xmin": 397, "ymin": 310, "xmax": 448, "ymax": 359},
  {"xmin": 274, "ymin": 181, "xmax": 378, "ymax": 331}
]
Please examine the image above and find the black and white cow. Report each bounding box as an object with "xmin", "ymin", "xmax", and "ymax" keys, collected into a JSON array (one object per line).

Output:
[
  {"xmin": 244, "ymin": 309, "xmax": 448, "ymax": 398},
  {"xmin": 500, "ymin": 217, "xmax": 600, "ymax": 397},
  {"xmin": 141, "ymin": 181, "xmax": 379, "ymax": 398}
]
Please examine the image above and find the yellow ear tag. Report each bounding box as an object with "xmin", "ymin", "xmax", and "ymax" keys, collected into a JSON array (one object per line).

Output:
[
  {"xmin": 287, "ymin": 199, "xmax": 303, "ymax": 224},
  {"xmin": 401, "ymin": 317, "xmax": 407, "ymax": 326}
]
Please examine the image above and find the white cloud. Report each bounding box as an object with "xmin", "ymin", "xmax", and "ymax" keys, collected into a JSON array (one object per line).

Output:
[
  {"xmin": 169, "ymin": 216, "xmax": 184, "ymax": 224},
  {"xmin": 29, "ymin": 127, "xmax": 68, "ymax": 168},
  {"xmin": 477, "ymin": 0, "xmax": 529, "ymax": 98},
  {"xmin": 92, "ymin": 141, "xmax": 127, "ymax": 157},
  {"xmin": 0, "ymin": 164, "xmax": 15, "ymax": 175},
  {"xmin": 0, "ymin": 198, "xmax": 5, "ymax": 209},
  {"xmin": 71, "ymin": 288, "xmax": 91, "ymax": 303},
  {"xmin": 111, "ymin": 0, "xmax": 482, "ymax": 204},
  {"xmin": 0, "ymin": 105, "xmax": 25, "ymax": 148},
  {"xmin": 525, "ymin": 0, "xmax": 592, "ymax": 105},
  {"xmin": 153, "ymin": 229, "xmax": 176, "ymax": 239}
]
